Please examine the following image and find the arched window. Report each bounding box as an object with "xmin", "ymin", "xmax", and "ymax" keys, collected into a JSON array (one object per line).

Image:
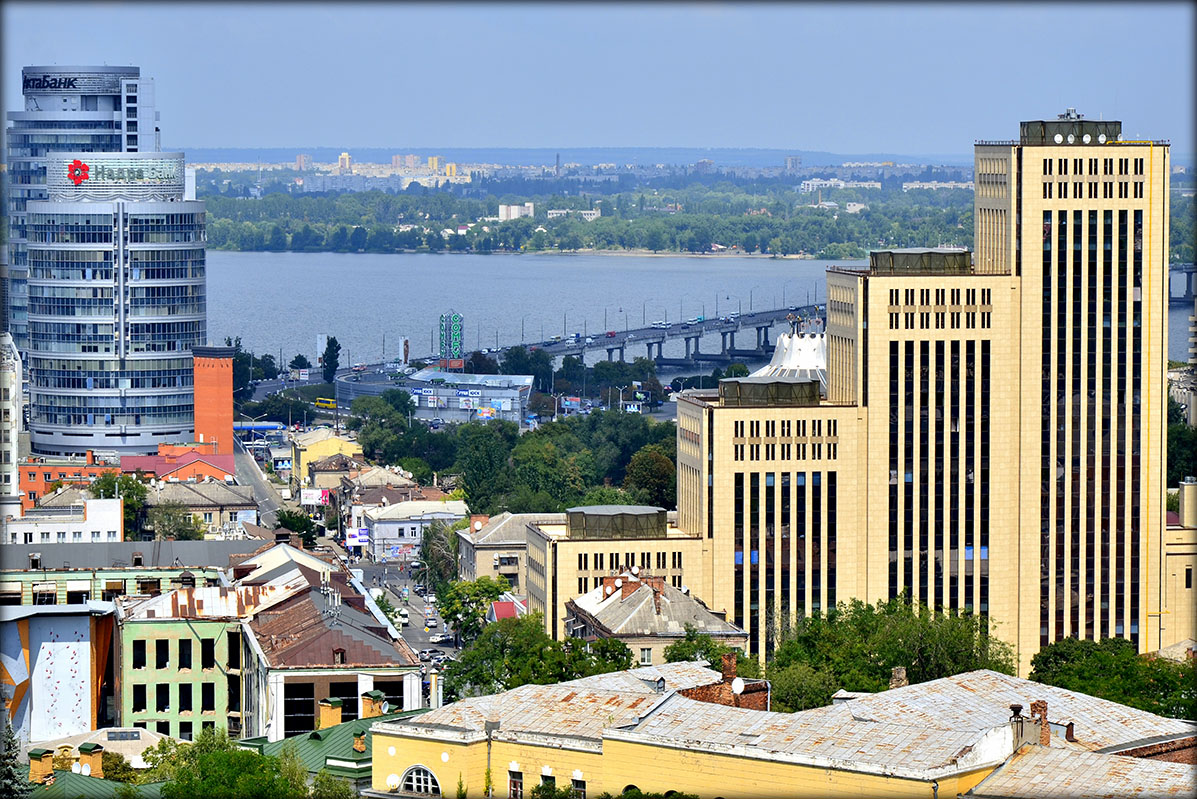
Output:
[{"xmin": 402, "ymin": 766, "xmax": 441, "ymax": 796}]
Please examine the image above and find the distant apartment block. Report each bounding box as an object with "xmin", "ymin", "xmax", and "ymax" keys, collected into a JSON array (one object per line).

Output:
[
  {"xmin": 799, "ymin": 178, "xmax": 882, "ymax": 192},
  {"xmin": 902, "ymin": 180, "xmax": 975, "ymax": 191},
  {"xmin": 337, "ymin": 152, "xmax": 352, "ymax": 173},
  {"xmin": 295, "ymin": 154, "xmax": 312, "ymax": 171},
  {"xmin": 546, "ymin": 208, "xmax": 601, "ymax": 221},
  {"xmin": 844, "ymin": 202, "xmax": 869, "ymax": 214},
  {"xmin": 785, "ymin": 155, "xmax": 803, "ymax": 172},
  {"xmin": 498, "ymin": 202, "xmax": 535, "ymax": 221},
  {"xmin": 427, "ymin": 156, "xmax": 439, "ymax": 171}
]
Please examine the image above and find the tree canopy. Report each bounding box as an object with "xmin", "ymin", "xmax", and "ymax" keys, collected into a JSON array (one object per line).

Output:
[
  {"xmin": 1030, "ymin": 637, "xmax": 1196, "ymax": 720},
  {"xmin": 443, "ymin": 613, "xmax": 631, "ymax": 701},
  {"xmin": 763, "ymin": 597, "xmax": 1016, "ymax": 712},
  {"xmin": 438, "ymin": 577, "xmax": 509, "ymax": 644},
  {"xmin": 321, "ymin": 337, "xmax": 342, "ymax": 384},
  {"xmin": 91, "ymin": 471, "xmax": 148, "ymax": 533}
]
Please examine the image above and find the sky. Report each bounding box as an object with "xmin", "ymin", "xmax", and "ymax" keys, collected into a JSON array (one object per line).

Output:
[{"xmin": 3, "ymin": 2, "xmax": 1194, "ymax": 157}]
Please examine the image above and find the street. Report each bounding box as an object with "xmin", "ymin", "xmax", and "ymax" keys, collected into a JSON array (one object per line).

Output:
[{"xmin": 233, "ymin": 437, "xmax": 284, "ymax": 527}]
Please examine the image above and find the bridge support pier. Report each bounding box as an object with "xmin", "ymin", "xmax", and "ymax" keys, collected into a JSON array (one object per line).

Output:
[
  {"xmin": 756, "ymin": 325, "xmax": 771, "ymax": 349},
  {"xmin": 721, "ymin": 331, "xmax": 736, "ymax": 353}
]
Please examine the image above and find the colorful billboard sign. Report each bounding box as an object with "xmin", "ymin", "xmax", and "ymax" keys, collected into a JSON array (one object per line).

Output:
[
  {"xmin": 346, "ymin": 527, "xmax": 369, "ymax": 547},
  {"xmin": 300, "ymin": 488, "xmax": 331, "ymax": 506}
]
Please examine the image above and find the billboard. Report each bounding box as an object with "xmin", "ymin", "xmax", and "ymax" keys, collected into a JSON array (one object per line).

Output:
[
  {"xmin": 561, "ymin": 396, "xmax": 581, "ymax": 409},
  {"xmin": 346, "ymin": 527, "xmax": 370, "ymax": 547},
  {"xmin": 625, "ymin": 403, "xmax": 642, "ymax": 414},
  {"xmin": 458, "ymin": 397, "xmax": 475, "ymax": 410},
  {"xmin": 299, "ymin": 368, "xmax": 310, "ymax": 381},
  {"xmin": 301, "ymin": 488, "xmax": 331, "ymax": 506},
  {"xmin": 476, "ymin": 406, "xmax": 496, "ymax": 419},
  {"xmin": 438, "ymin": 311, "xmax": 464, "ymax": 361}
]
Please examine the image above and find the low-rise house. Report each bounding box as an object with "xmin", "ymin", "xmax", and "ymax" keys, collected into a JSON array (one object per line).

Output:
[
  {"xmin": 25, "ymin": 745, "xmax": 167, "ymax": 798},
  {"xmin": 23, "ymin": 726, "xmax": 177, "ymax": 770},
  {"xmin": 239, "ymin": 694, "xmax": 428, "ymax": 792},
  {"xmin": 566, "ymin": 571, "xmax": 747, "ymax": 666},
  {"xmin": 145, "ymin": 479, "xmax": 258, "ymax": 534},
  {"xmin": 456, "ymin": 511, "xmax": 563, "ymax": 592},
  {"xmin": 17, "ymin": 450, "xmax": 121, "ymax": 512},
  {"xmin": 0, "ymin": 539, "xmax": 264, "ymax": 605},
  {"xmin": 369, "ymin": 663, "xmax": 1197, "ymax": 799},
  {"xmin": 291, "ymin": 429, "xmax": 362, "ymax": 492},
  {"xmin": 307, "ymin": 452, "xmax": 369, "ymax": 492},
  {"xmin": 362, "ymin": 500, "xmax": 468, "ymax": 564},
  {"xmin": 2, "ymin": 496, "xmax": 123, "ymax": 545},
  {"xmin": 121, "ymin": 443, "xmax": 236, "ymax": 484}
]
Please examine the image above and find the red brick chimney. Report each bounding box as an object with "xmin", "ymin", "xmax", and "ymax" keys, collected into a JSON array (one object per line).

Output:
[
  {"xmin": 1029, "ymin": 699, "xmax": 1050, "ymax": 746},
  {"xmin": 721, "ymin": 652, "xmax": 736, "ymax": 682}
]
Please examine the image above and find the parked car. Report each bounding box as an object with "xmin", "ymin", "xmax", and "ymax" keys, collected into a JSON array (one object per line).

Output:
[
  {"xmin": 418, "ymin": 648, "xmax": 445, "ymax": 662},
  {"xmin": 429, "ymin": 633, "xmax": 455, "ymax": 645}
]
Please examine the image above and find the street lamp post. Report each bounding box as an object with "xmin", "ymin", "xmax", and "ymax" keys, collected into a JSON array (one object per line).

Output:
[
  {"xmin": 616, "ymin": 385, "xmax": 628, "ymax": 412},
  {"xmin": 520, "ymin": 313, "xmax": 531, "ymax": 345}
]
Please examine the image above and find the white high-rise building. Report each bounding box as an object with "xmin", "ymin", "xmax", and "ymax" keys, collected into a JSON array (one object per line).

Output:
[{"xmin": 6, "ymin": 66, "xmax": 159, "ymax": 355}]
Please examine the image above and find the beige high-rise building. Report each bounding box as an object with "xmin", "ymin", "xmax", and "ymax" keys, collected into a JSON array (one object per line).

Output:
[{"xmin": 676, "ymin": 112, "xmax": 1177, "ymax": 672}]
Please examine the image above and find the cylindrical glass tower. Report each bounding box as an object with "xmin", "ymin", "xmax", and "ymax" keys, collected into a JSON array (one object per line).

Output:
[{"xmin": 27, "ymin": 152, "xmax": 204, "ymax": 455}]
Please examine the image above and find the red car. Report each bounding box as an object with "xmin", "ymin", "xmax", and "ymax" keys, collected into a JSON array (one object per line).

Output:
[{"xmin": 606, "ymin": 330, "xmax": 617, "ymax": 337}]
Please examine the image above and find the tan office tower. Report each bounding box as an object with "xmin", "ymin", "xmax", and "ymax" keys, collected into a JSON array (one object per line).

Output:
[
  {"xmin": 677, "ymin": 111, "xmax": 1171, "ymax": 671},
  {"xmin": 976, "ymin": 111, "xmax": 1169, "ymax": 660}
]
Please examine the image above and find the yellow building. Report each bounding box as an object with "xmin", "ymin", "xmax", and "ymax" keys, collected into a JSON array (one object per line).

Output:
[
  {"xmin": 675, "ymin": 112, "xmax": 1180, "ymax": 672},
  {"xmin": 290, "ymin": 428, "xmax": 362, "ymax": 493},
  {"xmin": 427, "ymin": 156, "xmax": 439, "ymax": 172},
  {"xmin": 368, "ymin": 662, "xmax": 1195, "ymax": 799},
  {"xmin": 526, "ymin": 506, "xmax": 705, "ymax": 641},
  {"xmin": 444, "ymin": 162, "xmax": 457, "ymax": 178}
]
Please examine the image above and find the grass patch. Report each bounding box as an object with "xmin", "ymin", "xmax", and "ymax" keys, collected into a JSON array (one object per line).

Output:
[{"xmin": 286, "ymin": 382, "xmax": 336, "ymax": 401}]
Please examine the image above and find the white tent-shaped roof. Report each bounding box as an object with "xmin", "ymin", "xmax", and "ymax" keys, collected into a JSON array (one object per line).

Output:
[{"xmin": 750, "ymin": 321, "xmax": 827, "ymax": 392}]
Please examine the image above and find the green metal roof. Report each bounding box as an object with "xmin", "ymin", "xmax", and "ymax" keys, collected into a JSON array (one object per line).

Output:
[
  {"xmin": 28, "ymin": 747, "xmax": 52, "ymax": 757},
  {"xmin": 240, "ymin": 709, "xmax": 429, "ymax": 776},
  {"xmin": 77, "ymin": 742, "xmax": 103, "ymax": 753},
  {"xmin": 320, "ymin": 697, "xmax": 343, "ymax": 707},
  {"xmin": 39, "ymin": 771, "xmax": 165, "ymax": 799}
]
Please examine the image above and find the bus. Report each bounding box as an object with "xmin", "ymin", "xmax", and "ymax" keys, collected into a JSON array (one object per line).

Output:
[{"xmin": 314, "ymin": 397, "xmax": 337, "ymax": 410}]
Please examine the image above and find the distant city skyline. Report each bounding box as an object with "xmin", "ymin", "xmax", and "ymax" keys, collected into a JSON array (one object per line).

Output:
[{"xmin": 3, "ymin": 2, "xmax": 1194, "ymax": 157}]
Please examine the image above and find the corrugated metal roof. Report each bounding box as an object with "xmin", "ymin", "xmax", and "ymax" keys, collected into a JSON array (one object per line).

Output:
[
  {"xmin": 462, "ymin": 512, "xmax": 564, "ymax": 546},
  {"xmin": 569, "ymin": 577, "xmax": 742, "ymax": 638},
  {"xmin": 37, "ymin": 771, "xmax": 165, "ymax": 799},
  {"xmin": 620, "ymin": 694, "xmax": 992, "ymax": 774},
  {"xmin": 119, "ymin": 580, "xmax": 305, "ymax": 620},
  {"xmin": 967, "ymin": 744, "xmax": 1197, "ymax": 798},
  {"xmin": 246, "ymin": 709, "xmax": 428, "ymax": 774},
  {"xmin": 366, "ymin": 500, "xmax": 469, "ymax": 521},
  {"xmin": 0, "ymin": 539, "xmax": 263, "ymax": 570},
  {"xmin": 838, "ymin": 670, "xmax": 1197, "ymax": 752}
]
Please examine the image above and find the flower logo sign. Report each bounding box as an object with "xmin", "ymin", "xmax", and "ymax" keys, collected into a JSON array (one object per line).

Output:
[{"xmin": 67, "ymin": 159, "xmax": 90, "ymax": 186}]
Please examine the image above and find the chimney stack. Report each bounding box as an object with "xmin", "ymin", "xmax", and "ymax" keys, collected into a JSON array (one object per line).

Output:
[
  {"xmin": 721, "ymin": 652, "xmax": 737, "ymax": 682},
  {"xmin": 319, "ymin": 697, "xmax": 343, "ymax": 729},
  {"xmin": 889, "ymin": 666, "xmax": 909, "ymax": 689},
  {"xmin": 361, "ymin": 689, "xmax": 386, "ymax": 718},
  {"xmin": 77, "ymin": 742, "xmax": 104, "ymax": 778},
  {"xmin": 352, "ymin": 728, "xmax": 367, "ymax": 753},
  {"xmin": 28, "ymin": 749, "xmax": 54, "ymax": 784},
  {"xmin": 1029, "ymin": 699, "xmax": 1050, "ymax": 746}
]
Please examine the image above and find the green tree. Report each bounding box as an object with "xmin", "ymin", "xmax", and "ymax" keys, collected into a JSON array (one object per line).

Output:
[
  {"xmin": 348, "ymin": 225, "xmax": 368, "ymax": 252},
  {"xmin": 289, "ymin": 353, "xmax": 312, "ymax": 371},
  {"xmin": 417, "ymin": 520, "xmax": 459, "ymax": 596},
  {"xmin": 0, "ymin": 717, "xmax": 32, "ymax": 799},
  {"xmin": 276, "ymin": 740, "xmax": 307, "ymax": 798},
  {"xmin": 266, "ymin": 225, "xmax": 287, "ymax": 251},
  {"xmin": 161, "ymin": 750, "xmax": 300, "ymax": 799},
  {"xmin": 321, "ymin": 336, "xmax": 342, "ymax": 384},
  {"xmin": 311, "ymin": 768, "xmax": 356, "ymax": 799},
  {"xmin": 457, "ymin": 423, "xmax": 515, "ymax": 513},
  {"xmin": 663, "ymin": 626, "xmax": 758, "ymax": 678},
  {"xmin": 148, "ymin": 500, "xmax": 205, "ymax": 540},
  {"xmin": 225, "ymin": 336, "xmax": 255, "ymax": 404},
  {"xmin": 275, "ymin": 508, "xmax": 317, "ymax": 549},
  {"xmin": 768, "ymin": 661, "xmax": 842, "ymax": 713},
  {"xmin": 91, "ymin": 471, "xmax": 149, "ymax": 533},
  {"xmin": 102, "ymin": 751, "xmax": 138, "ymax": 784},
  {"xmin": 444, "ymin": 613, "xmax": 630, "ymax": 700},
  {"xmin": 1030, "ymin": 637, "xmax": 1197, "ymax": 719},
  {"xmin": 140, "ymin": 725, "xmax": 235, "ymax": 785},
  {"xmin": 622, "ymin": 446, "xmax": 676, "ymax": 508},
  {"xmin": 439, "ymin": 577, "xmax": 509, "ymax": 644},
  {"xmin": 1168, "ymin": 421, "xmax": 1197, "ymax": 488},
  {"xmin": 766, "ymin": 597, "xmax": 1015, "ymax": 711}
]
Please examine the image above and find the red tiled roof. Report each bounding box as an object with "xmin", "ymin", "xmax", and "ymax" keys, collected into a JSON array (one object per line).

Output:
[{"xmin": 122, "ymin": 449, "xmax": 235, "ymax": 478}]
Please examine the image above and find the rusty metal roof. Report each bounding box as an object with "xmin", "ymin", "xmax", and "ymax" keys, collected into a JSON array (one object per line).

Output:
[
  {"xmin": 966, "ymin": 744, "xmax": 1197, "ymax": 798},
  {"xmin": 119, "ymin": 580, "xmax": 306, "ymax": 620},
  {"xmin": 247, "ymin": 586, "xmax": 417, "ymax": 668},
  {"xmin": 838, "ymin": 670, "xmax": 1197, "ymax": 752}
]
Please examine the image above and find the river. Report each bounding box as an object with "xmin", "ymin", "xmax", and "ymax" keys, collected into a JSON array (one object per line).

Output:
[{"xmin": 206, "ymin": 251, "xmax": 1193, "ymax": 368}]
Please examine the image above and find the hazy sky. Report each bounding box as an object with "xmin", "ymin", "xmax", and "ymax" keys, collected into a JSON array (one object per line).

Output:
[{"xmin": 4, "ymin": 2, "xmax": 1193, "ymax": 156}]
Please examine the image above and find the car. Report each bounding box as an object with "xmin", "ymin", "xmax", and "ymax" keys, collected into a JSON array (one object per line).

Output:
[
  {"xmin": 606, "ymin": 330, "xmax": 617, "ymax": 338},
  {"xmin": 413, "ymin": 585, "xmax": 427, "ymax": 596},
  {"xmin": 585, "ymin": 336, "xmax": 594, "ymax": 344},
  {"xmin": 430, "ymin": 654, "xmax": 455, "ymax": 666},
  {"xmin": 425, "ymin": 594, "xmax": 437, "ymax": 604},
  {"xmin": 418, "ymin": 648, "xmax": 445, "ymax": 662},
  {"xmin": 626, "ymin": 333, "xmax": 636, "ymax": 340},
  {"xmin": 429, "ymin": 633, "xmax": 454, "ymax": 644}
]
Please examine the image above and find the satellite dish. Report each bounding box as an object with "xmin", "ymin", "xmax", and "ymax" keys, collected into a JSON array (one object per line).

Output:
[
  {"xmin": 630, "ymin": 566, "xmax": 639, "ymax": 576},
  {"xmin": 81, "ymin": 763, "xmax": 92, "ymax": 777},
  {"xmin": 1098, "ymin": 133, "xmax": 1107, "ymax": 144},
  {"xmin": 1083, "ymin": 134, "xmax": 1092, "ymax": 144},
  {"xmin": 474, "ymin": 521, "xmax": 482, "ymax": 531},
  {"xmin": 71, "ymin": 763, "xmax": 81, "ymax": 774},
  {"xmin": 1053, "ymin": 133, "xmax": 1063, "ymax": 144},
  {"xmin": 386, "ymin": 774, "xmax": 401, "ymax": 789},
  {"xmin": 381, "ymin": 700, "xmax": 390, "ymax": 713},
  {"xmin": 731, "ymin": 677, "xmax": 745, "ymax": 695},
  {"xmin": 614, "ymin": 579, "xmax": 622, "ymax": 588},
  {"xmin": 1066, "ymin": 133, "xmax": 1075, "ymax": 144}
]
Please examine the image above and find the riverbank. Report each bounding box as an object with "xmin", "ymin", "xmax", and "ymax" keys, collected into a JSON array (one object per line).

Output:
[{"xmin": 206, "ymin": 245, "xmax": 826, "ymax": 260}]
